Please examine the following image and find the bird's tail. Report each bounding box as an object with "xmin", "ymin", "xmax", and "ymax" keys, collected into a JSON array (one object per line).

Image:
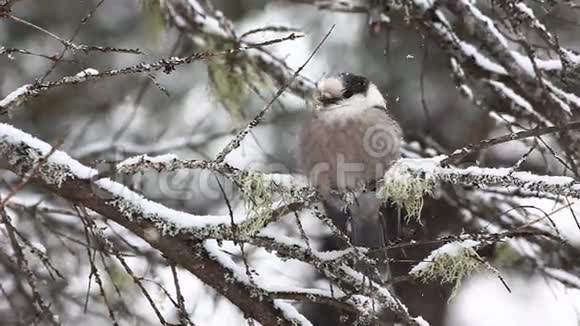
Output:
[
  {"xmin": 322, "ymin": 192, "xmax": 392, "ymax": 283},
  {"xmin": 349, "ymin": 192, "xmax": 391, "ymax": 283}
]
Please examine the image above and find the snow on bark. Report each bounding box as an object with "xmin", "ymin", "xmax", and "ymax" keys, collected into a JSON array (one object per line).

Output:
[
  {"xmin": 0, "ymin": 84, "xmax": 32, "ymax": 111},
  {"xmin": 380, "ymin": 157, "xmax": 580, "ymax": 202}
]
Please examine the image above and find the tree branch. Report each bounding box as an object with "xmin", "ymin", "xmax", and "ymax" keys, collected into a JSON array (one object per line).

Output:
[{"xmin": 0, "ymin": 123, "xmax": 303, "ymax": 326}]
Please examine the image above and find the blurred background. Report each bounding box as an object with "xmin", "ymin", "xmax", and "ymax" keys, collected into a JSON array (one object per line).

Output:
[{"xmin": 2, "ymin": 0, "xmax": 580, "ymax": 325}]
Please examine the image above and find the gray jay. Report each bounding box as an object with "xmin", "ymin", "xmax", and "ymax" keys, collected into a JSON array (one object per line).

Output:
[{"xmin": 300, "ymin": 72, "xmax": 402, "ymax": 277}]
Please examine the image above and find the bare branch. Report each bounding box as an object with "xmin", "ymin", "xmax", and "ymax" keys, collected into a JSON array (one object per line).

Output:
[{"xmin": 0, "ymin": 33, "xmax": 302, "ymax": 115}]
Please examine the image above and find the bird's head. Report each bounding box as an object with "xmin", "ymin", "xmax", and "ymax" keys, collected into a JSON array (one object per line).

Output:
[{"xmin": 314, "ymin": 73, "xmax": 386, "ymax": 112}]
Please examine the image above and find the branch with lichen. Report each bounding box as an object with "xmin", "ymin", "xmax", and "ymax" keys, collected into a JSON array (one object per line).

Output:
[
  {"xmin": 5, "ymin": 120, "xmax": 580, "ymax": 324},
  {"xmin": 409, "ymin": 240, "xmax": 483, "ymax": 298},
  {"xmin": 0, "ymin": 121, "xmax": 436, "ymax": 325},
  {"xmin": 161, "ymin": 0, "xmax": 316, "ymax": 100},
  {"xmin": 0, "ymin": 122, "xmax": 311, "ymax": 326},
  {"xmin": 0, "ymin": 33, "xmax": 302, "ymax": 115},
  {"xmin": 377, "ymin": 157, "xmax": 580, "ymax": 207},
  {"xmin": 105, "ymin": 151, "xmax": 580, "ymax": 227},
  {"xmin": 5, "ymin": 0, "xmax": 580, "ymax": 324}
]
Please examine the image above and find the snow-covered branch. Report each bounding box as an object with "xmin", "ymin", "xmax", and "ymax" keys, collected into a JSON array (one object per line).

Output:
[
  {"xmin": 0, "ymin": 122, "xmax": 306, "ymax": 326},
  {"xmin": 0, "ymin": 122, "xmax": 433, "ymax": 325},
  {"xmin": 383, "ymin": 157, "xmax": 580, "ymax": 200},
  {"xmin": 5, "ymin": 0, "xmax": 580, "ymax": 324}
]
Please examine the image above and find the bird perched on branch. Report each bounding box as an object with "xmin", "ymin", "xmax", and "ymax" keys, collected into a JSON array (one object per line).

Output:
[{"xmin": 300, "ymin": 72, "xmax": 402, "ymax": 279}]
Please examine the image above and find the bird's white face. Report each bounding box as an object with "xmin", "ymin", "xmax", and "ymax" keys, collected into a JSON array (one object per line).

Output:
[{"xmin": 315, "ymin": 73, "xmax": 386, "ymax": 120}]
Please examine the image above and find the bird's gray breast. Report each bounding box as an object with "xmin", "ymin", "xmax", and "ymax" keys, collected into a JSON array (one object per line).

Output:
[{"xmin": 299, "ymin": 108, "xmax": 401, "ymax": 193}]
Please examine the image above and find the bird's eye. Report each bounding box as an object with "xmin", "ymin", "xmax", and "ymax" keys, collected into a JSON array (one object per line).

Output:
[{"xmin": 343, "ymin": 90, "xmax": 353, "ymax": 98}]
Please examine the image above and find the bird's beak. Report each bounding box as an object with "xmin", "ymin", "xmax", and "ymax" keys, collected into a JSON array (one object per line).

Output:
[
  {"xmin": 313, "ymin": 90, "xmax": 323, "ymax": 110},
  {"xmin": 313, "ymin": 90, "xmax": 337, "ymax": 110},
  {"xmin": 314, "ymin": 89, "xmax": 323, "ymax": 102}
]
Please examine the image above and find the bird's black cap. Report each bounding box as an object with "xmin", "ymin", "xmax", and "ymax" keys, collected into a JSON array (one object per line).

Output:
[{"xmin": 339, "ymin": 72, "xmax": 370, "ymax": 96}]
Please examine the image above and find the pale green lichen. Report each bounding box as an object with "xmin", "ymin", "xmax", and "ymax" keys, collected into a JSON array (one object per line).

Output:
[
  {"xmin": 410, "ymin": 240, "xmax": 482, "ymax": 300},
  {"xmin": 139, "ymin": 0, "xmax": 165, "ymax": 45},
  {"xmin": 206, "ymin": 37, "xmax": 270, "ymax": 122},
  {"xmin": 208, "ymin": 61, "xmax": 249, "ymax": 122},
  {"xmin": 377, "ymin": 167, "xmax": 434, "ymax": 221},
  {"xmin": 236, "ymin": 172, "xmax": 274, "ymax": 237}
]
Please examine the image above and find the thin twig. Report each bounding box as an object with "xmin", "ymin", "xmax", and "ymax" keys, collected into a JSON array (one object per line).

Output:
[
  {"xmin": 214, "ymin": 25, "xmax": 334, "ymax": 163},
  {"xmin": 442, "ymin": 120, "xmax": 580, "ymax": 165},
  {"xmin": 0, "ymin": 33, "xmax": 303, "ymax": 114},
  {"xmin": 170, "ymin": 265, "xmax": 195, "ymax": 326}
]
